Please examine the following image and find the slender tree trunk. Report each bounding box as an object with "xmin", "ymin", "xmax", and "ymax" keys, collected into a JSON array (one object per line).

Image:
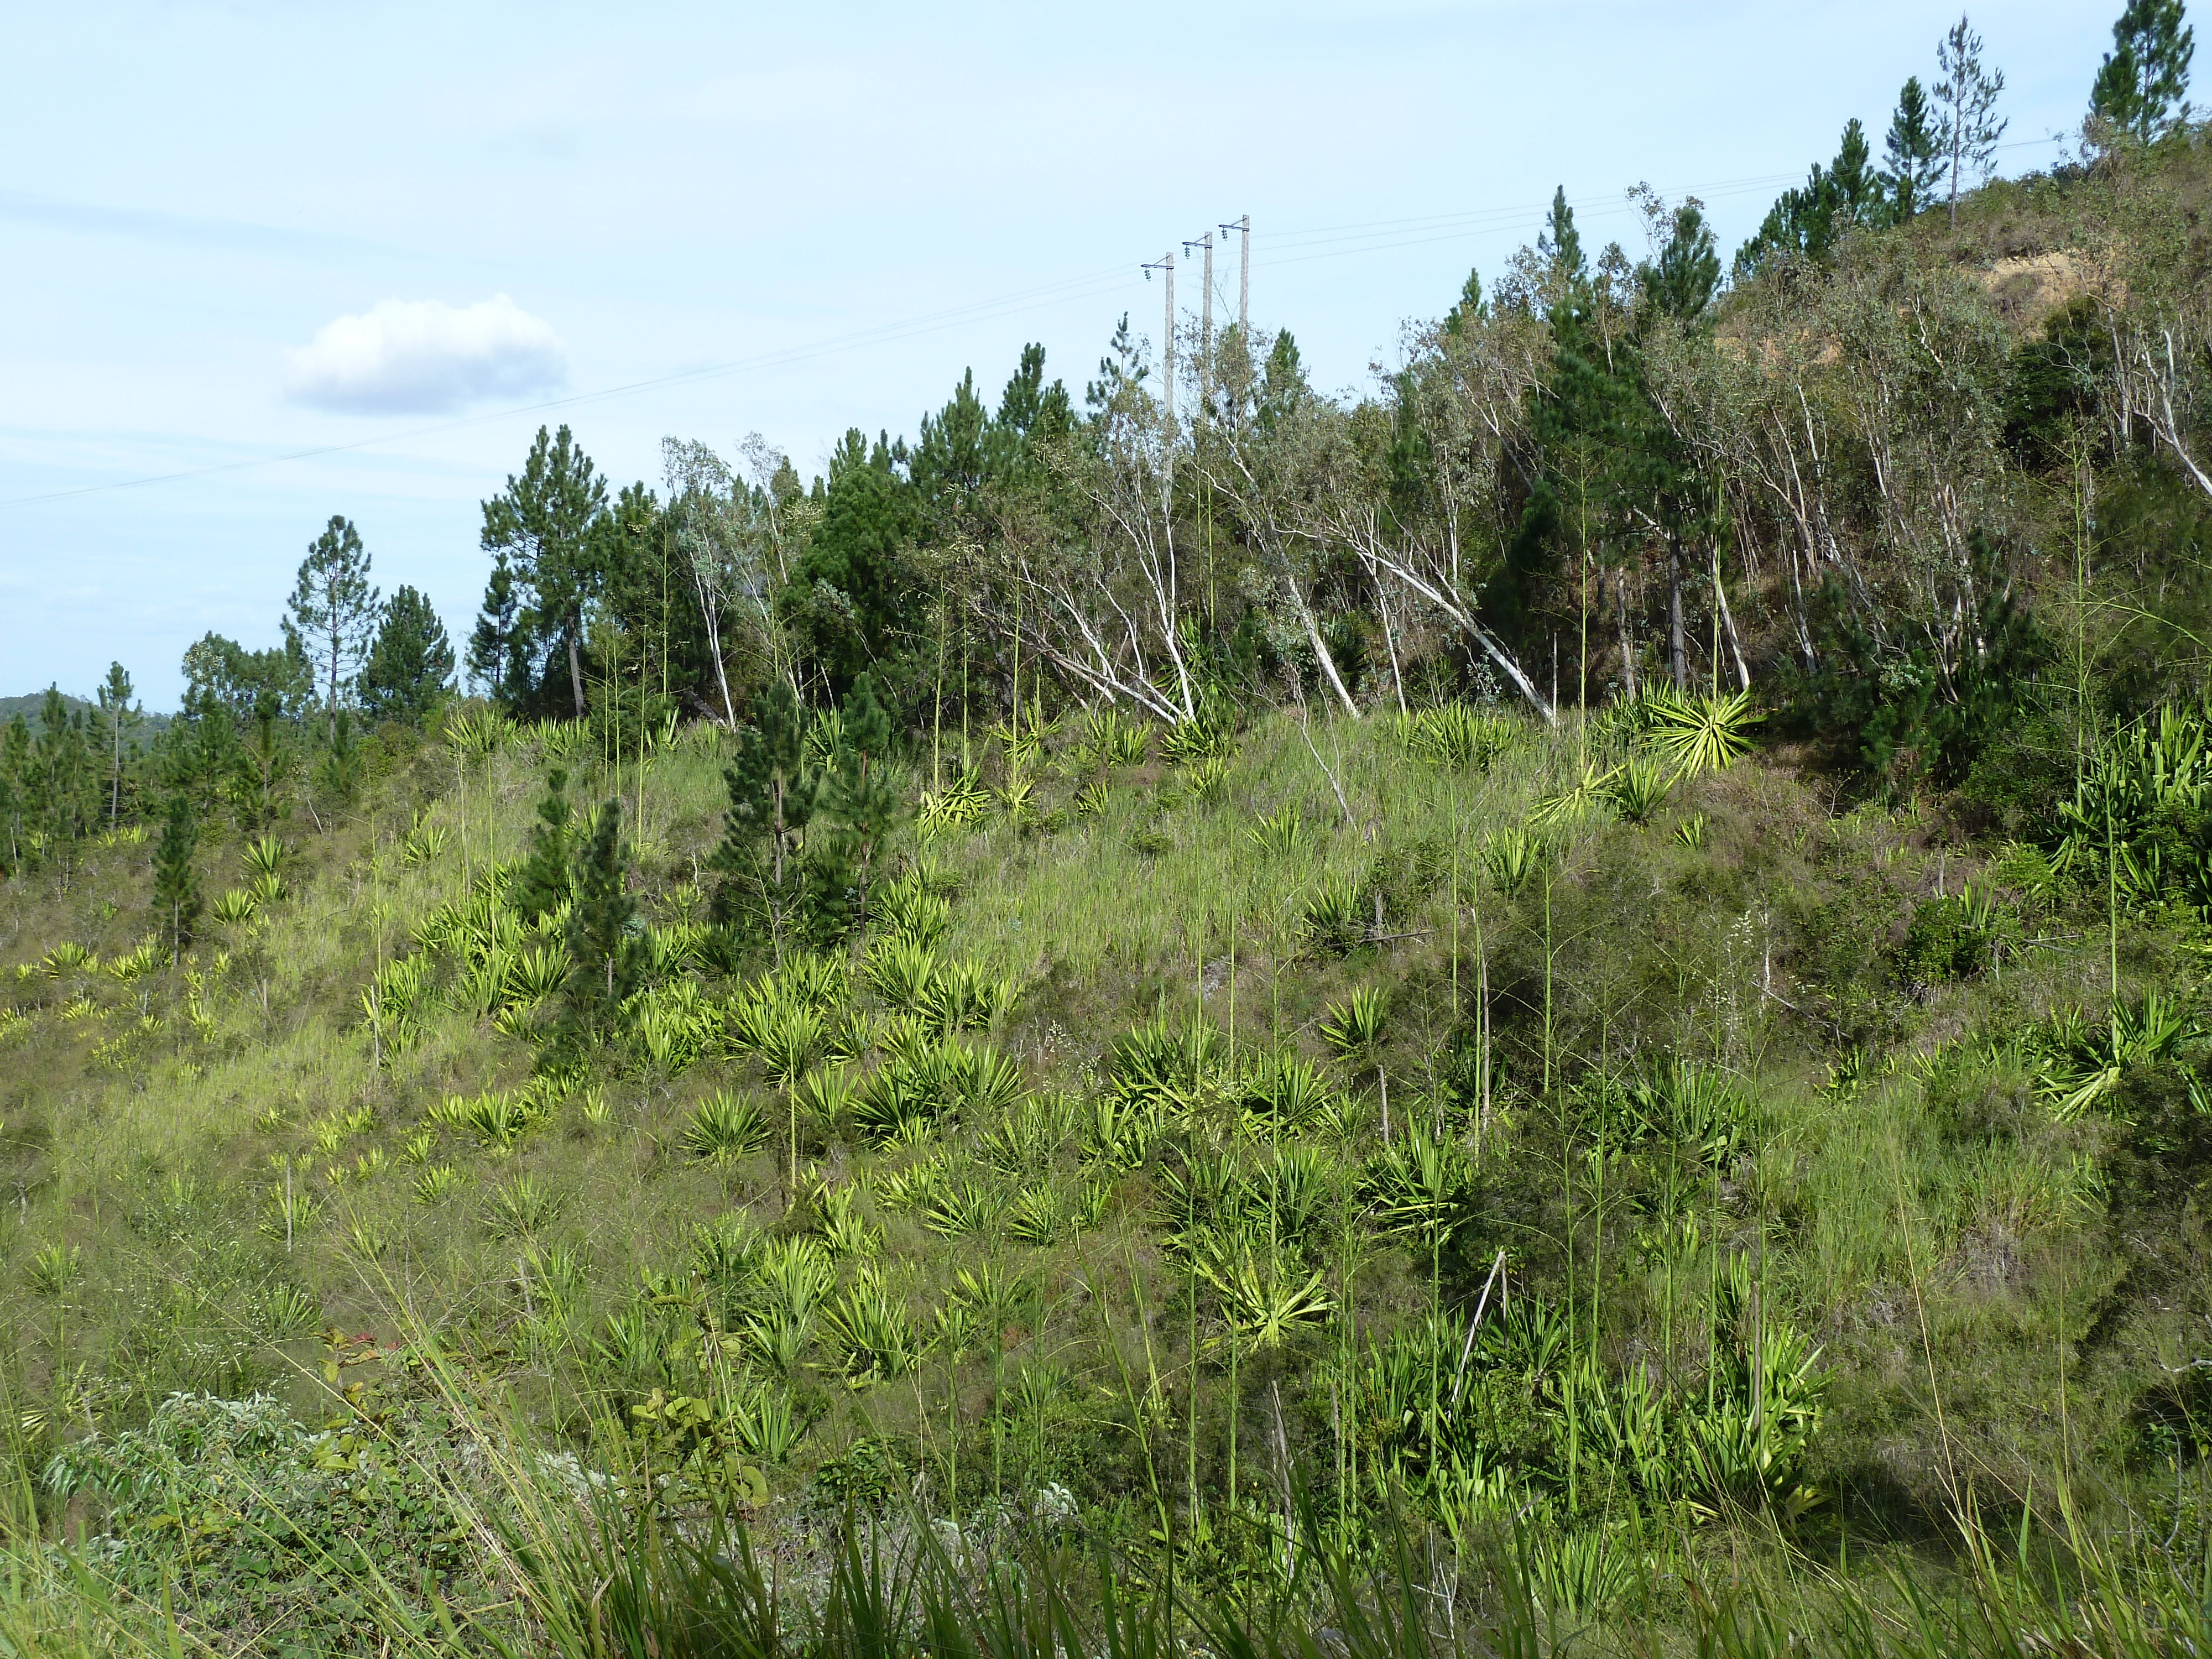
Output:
[
  {"xmin": 1667, "ymin": 539, "xmax": 1687, "ymax": 691},
  {"xmin": 1710, "ymin": 543, "xmax": 1752, "ymax": 691},
  {"xmin": 1293, "ymin": 581, "xmax": 1359, "ymax": 718},
  {"xmin": 1378, "ymin": 581, "xmax": 1408, "ymax": 715},
  {"xmin": 567, "ymin": 624, "xmax": 587, "ymax": 720},
  {"xmin": 1616, "ymin": 572, "xmax": 1640, "ymax": 700}
]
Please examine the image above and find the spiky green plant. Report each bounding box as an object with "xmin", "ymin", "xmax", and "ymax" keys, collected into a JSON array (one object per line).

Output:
[
  {"xmin": 821, "ymin": 1266, "xmax": 919, "ymax": 1384},
  {"xmin": 211, "ymin": 889, "xmax": 261, "ymax": 926},
  {"xmin": 1482, "ymin": 826, "xmax": 1546, "ymax": 898},
  {"xmin": 1603, "ymin": 755, "xmax": 1673, "ymax": 823},
  {"xmin": 1301, "ymin": 875, "xmax": 1368, "ymax": 955},
  {"xmin": 241, "ymin": 835, "xmax": 288, "ymax": 882},
  {"xmin": 684, "ymin": 1090, "xmax": 770, "ymax": 1163},
  {"xmin": 482, "ymin": 1173, "xmax": 559, "ymax": 1239},
  {"xmin": 1400, "ymin": 702, "xmax": 1517, "ymax": 770},
  {"xmin": 1641, "ymin": 686, "xmax": 1762, "ymax": 777},
  {"xmin": 1321, "ymin": 987, "xmax": 1389, "ymax": 1060}
]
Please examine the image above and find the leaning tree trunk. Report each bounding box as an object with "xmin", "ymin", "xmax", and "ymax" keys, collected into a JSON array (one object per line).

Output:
[{"xmin": 567, "ymin": 625, "xmax": 588, "ymax": 720}]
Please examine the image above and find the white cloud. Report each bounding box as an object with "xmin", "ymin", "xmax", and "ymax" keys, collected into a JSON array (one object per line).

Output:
[{"xmin": 284, "ymin": 294, "xmax": 566, "ymax": 414}]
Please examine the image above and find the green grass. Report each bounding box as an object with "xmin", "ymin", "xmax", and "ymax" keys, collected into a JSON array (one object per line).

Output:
[{"xmin": 0, "ymin": 702, "xmax": 2206, "ymax": 1651}]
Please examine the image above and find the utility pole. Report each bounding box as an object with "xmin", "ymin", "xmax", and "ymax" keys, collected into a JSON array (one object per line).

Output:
[
  {"xmin": 1185, "ymin": 231, "xmax": 1214, "ymax": 372},
  {"xmin": 1220, "ymin": 215, "xmax": 1250, "ymax": 341},
  {"xmin": 1142, "ymin": 250, "xmax": 1176, "ymax": 431}
]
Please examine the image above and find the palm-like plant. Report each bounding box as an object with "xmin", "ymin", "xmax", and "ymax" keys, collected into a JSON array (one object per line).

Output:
[
  {"xmin": 685, "ymin": 1090, "xmax": 770, "ymax": 1163},
  {"xmin": 1248, "ymin": 804, "xmax": 1310, "ymax": 858},
  {"xmin": 866, "ymin": 936, "xmax": 941, "ymax": 1014},
  {"xmin": 1400, "ymin": 703, "xmax": 1516, "ymax": 770},
  {"xmin": 821, "ymin": 1267, "xmax": 920, "ymax": 1384},
  {"xmin": 241, "ymin": 835, "xmax": 289, "ymax": 883},
  {"xmin": 483, "ymin": 1173, "xmax": 559, "ymax": 1239},
  {"xmin": 852, "ymin": 1065, "xmax": 935, "ymax": 1145},
  {"xmin": 1321, "ymin": 987, "xmax": 1388, "ymax": 1062},
  {"xmin": 1602, "ymin": 755, "xmax": 1673, "ymax": 824},
  {"xmin": 743, "ymin": 1236, "xmax": 834, "ymax": 1373},
  {"xmin": 1365, "ymin": 1120, "xmax": 1469, "ymax": 1246},
  {"xmin": 1301, "ymin": 875, "xmax": 1369, "ymax": 955},
  {"xmin": 1241, "ymin": 1054, "xmax": 1337, "ymax": 1131},
  {"xmin": 506, "ymin": 942, "xmax": 572, "ymax": 1005},
  {"xmin": 923, "ymin": 1173, "xmax": 1011, "ymax": 1241},
  {"xmin": 211, "ymin": 889, "xmax": 261, "ymax": 926},
  {"xmin": 1193, "ymin": 1230, "xmax": 1334, "ymax": 1355},
  {"xmin": 754, "ymin": 1000, "xmax": 824, "ymax": 1088},
  {"xmin": 1482, "ymin": 826, "xmax": 1546, "ymax": 898},
  {"xmin": 1531, "ymin": 763, "xmax": 1615, "ymax": 827},
  {"xmin": 1641, "ymin": 686, "xmax": 1762, "ymax": 778}
]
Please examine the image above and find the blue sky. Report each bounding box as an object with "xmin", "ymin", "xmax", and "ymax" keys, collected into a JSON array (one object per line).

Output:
[{"xmin": 1, "ymin": 1, "xmax": 2109, "ymax": 709}]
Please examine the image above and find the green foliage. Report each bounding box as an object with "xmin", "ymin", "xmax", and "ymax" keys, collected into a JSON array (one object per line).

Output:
[
  {"xmin": 150, "ymin": 791, "xmax": 201, "ymax": 953},
  {"xmin": 1639, "ymin": 687, "xmax": 1761, "ymax": 779},
  {"xmin": 1736, "ymin": 118, "xmax": 1887, "ymax": 279},
  {"xmin": 684, "ymin": 1089, "xmax": 770, "ymax": 1163},
  {"xmin": 43, "ymin": 1389, "xmax": 491, "ymax": 1651},
  {"xmin": 2090, "ymin": 0, "xmax": 2196, "ymax": 143},
  {"xmin": 359, "ymin": 585, "xmax": 455, "ymax": 727},
  {"xmin": 1396, "ymin": 704, "xmax": 1516, "ymax": 770},
  {"xmin": 1777, "ymin": 540, "xmax": 2051, "ymax": 790},
  {"xmin": 286, "ymin": 514, "xmax": 380, "ymax": 734},
  {"xmin": 558, "ymin": 796, "xmax": 643, "ymax": 1042},
  {"xmin": 713, "ymin": 680, "xmax": 821, "ymax": 950}
]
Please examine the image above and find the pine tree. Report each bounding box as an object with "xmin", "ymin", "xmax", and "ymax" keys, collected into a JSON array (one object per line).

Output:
[
  {"xmin": 1538, "ymin": 186, "xmax": 1586, "ymax": 295},
  {"xmin": 231, "ymin": 686, "xmax": 292, "ymax": 834},
  {"xmin": 315, "ymin": 709, "xmax": 366, "ymax": 804},
  {"xmin": 95, "ymin": 663, "xmax": 136, "ymax": 831},
  {"xmin": 560, "ymin": 796, "xmax": 641, "ymax": 1040},
  {"xmin": 823, "ymin": 675, "xmax": 902, "ymax": 951},
  {"xmin": 0, "ymin": 716, "xmax": 25, "ymax": 875},
  {"xmin": 481, "ymin": 426, "xmax": 608, "ymax": 719},
  {"xmin": 468, "ymin": 551, "xmax": 526, "ymax": 702},
  {"xmin": 512, "ymin": 768, "xmax": 575, "ymax": 925},
  {"xmin": 1641, "ymin": 202, "xmax": 1721, "ymax": 321},
  {"xmin": 31, "ymin": 690, "xmax": 97, "ymax": 885},
  {"xmin": 1828, "ymin": 119, "xmax": 1882, "ymax": 223},
  {"xmin": 152, "ymin": 792, "xmax": 201, "ymax": 956},
  {"xmin": 711, "ymin": 681, "xmax": 820, "ymax": 959},
  {"xmin": 288, "ymin": 516, "xmax": 381, "ymax": 740},
  {"xmin": 1443, "ymin": 270, "xmax": 1486, "ymax": 336},
  {"xmin": 1882, "ymin": 77, "xmax": 1944, "ymax": 219},
  {"xmin": 1935, "ymin": 14, "xmax": 2008, "ymax": 227},
  {"xmin": 360, "ymin": 586, "xmax": 456, "ymax": 726},
  {"xmin": 2091, "ymin": 0, "xmax": 2195, "ymax": 143},
  {"xmin": 1737, "ymin": 121, "xmax": 1887, "ymax": 277}
]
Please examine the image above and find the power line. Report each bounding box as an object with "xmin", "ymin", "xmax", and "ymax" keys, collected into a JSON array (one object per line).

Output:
[
  {"xmin": 0, "ymin": 263, "xmax": 1144, "ymax": 510},
  {"xmin": 4, "ymin": 132, "xmax": 2077, "ymax": 512}
]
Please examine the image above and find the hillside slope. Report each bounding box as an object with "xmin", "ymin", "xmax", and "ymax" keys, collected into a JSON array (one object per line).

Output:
[{"xmin": 2, "ymin": 699, "xmax": 2204, "ymax": 1650}]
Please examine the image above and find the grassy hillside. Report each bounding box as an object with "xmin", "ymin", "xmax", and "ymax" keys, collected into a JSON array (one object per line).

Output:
[{"xmin": 1, "ymin": 697, "xmax": 2204, "ymax": 1653}]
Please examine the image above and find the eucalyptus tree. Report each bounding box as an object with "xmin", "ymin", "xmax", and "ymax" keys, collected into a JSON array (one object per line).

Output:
[
  {"xmin": 662, "ymin": 437, "xmax": 789, "ymax": 728},
  {"xmin": 965, "ymin": 321, "xmax": 1200, "ymax": 723},
  {"xmin": 1199, "ymin": 330, "xmax": 1365, "ymax": 718}
]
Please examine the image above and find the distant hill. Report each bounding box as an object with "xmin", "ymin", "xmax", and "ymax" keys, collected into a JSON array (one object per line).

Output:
[{"xmin": 0, "ymin": 691, "xmax": 171, "ymax": 738}]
